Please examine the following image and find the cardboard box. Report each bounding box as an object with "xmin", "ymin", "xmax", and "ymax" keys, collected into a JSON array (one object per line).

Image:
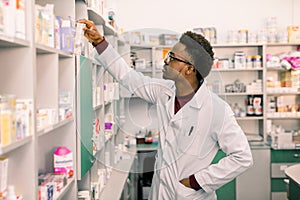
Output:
[
  {"xmin": 56, "ymin": 16, "xmax": 75, "ymax": 53},
  {"xmin": 288, "ymin": 26, "xmax": 300, "ymax": 43}
]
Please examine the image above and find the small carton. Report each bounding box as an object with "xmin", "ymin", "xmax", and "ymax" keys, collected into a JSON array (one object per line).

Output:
[
  {"xmin": 0, "ymin": 157, "xmax": 8, "ymax": 193},
  {"xmin": 53, "ymin": 146, "xmax": 73, "ymax": 178},
  {"xmin": 288, "ymin": 26, "xmax": 300, "ymax": 43},
  {"xmin": 56, "ymin": 16, "xmax": 75, "ymax": 53}
]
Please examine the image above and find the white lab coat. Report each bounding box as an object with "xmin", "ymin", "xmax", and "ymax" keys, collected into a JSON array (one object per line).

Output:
[{"xmin": 95, "ymin": 44, "xmax": 253, "ymax": 200}]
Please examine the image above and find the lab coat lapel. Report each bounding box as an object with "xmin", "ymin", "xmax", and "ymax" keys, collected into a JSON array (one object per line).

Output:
[
  {"xmin": 188, "ymin": 83, "xmax": 208, "ymax": 110},
  {"xmin": 164, "ymin": 93, "xmax": 175, "ymax": 120}
]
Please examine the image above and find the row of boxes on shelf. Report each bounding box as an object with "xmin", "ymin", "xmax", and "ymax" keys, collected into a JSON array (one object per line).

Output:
[
  {"xmin": 267, "ymin": 95, "xmax": 300, "ymax": 117},
  {"xmin": 267, "ymin": 70, "xmax": 300, "ymax": 90},
  {"xmin": 267, "ymin": 120, "xmax": 300, "ymax": 149},
  {"xmin": 173, "ymin": 17, "xmax": 300, "ymax": 45},
  {"xmin": 229, "ymin": 95, "xmax": 263, "ymax": 117},
  {"xmin": 0, "ymin": 95, "xmax": 32, "ymax": 146},
  {"xmin": 0, "ymin": 0, "xmax": 26, "ymax": 39},
  {"xmin": 266, "ymin": 49, "xmax": 300, "ymax": 70},
  {"xmin": 226, "ymin": 28, "xmax": 291, "ymax": 44},
  {"xmin": 207, "ymin": 25, "xmax": 300, "ymax": 44},
  {"xmin": 93, "ymin": 82, "xmax": 119, "ymax": 108},
  {"xmin": 124, "ymin": 31, "xmax": 179, "ymax": 46},
  {"xmin": 214, "ymin": 48, "xmax": 300, "ymax": 71},
  {"xmin": 35, "ymin": 4, "xmax": 76, "ymax": 53},
  {"xmin": 38, "ymin": 146, "xmax": 74, "ymax": 200},
  {"xmin": 36, "ymin": 91, "xmax": 72, "ymax": 131},
  {"xmin": 214, "ymin": 52, "xmax": 262, "ymax": 70},
  {"xmin": 0, "ymin": 91, "xmax": 72, "ymax": 146},
  {"xmin": 225, "ymin": 16, "xmax": 300, "ymax": 44},
  {"xmin": 209, "ymin": 79, "xmax": 262, "ymax": 94}
]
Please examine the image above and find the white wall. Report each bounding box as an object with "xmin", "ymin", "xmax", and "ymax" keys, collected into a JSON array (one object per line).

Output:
[{"xmin": 115, "ymin": 0, "xmax": 300, "ymax": 43}]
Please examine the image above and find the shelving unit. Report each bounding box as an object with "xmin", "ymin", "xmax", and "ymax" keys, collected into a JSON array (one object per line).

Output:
[
  {"xmin": 130, "ymin": 45, "xmax": 170, "ymax": 79},
  {"xmin": 204, "ymin": 43, "xmax": 299, "ymax": 147},
  {"xmin": 0, "ymin": 0, "xmax": 78, "ymax": 199},
  {"xmin": 124, "ymin": 38, "xmax": 300, "ymax": 145},
  {"xmin": 207, "ymin": 43, "xmax": 265, "ymax": 142},
  {"xmin": 35, "ymin": 0, "xmax": 77, "ymax": 199},
  {"xmin": 264, "ymin": 43, "xmax": 300, "ymax": 151},
  {"xmin": 74, "ymin": 1, "xmax": 136, "ymax": 199}
]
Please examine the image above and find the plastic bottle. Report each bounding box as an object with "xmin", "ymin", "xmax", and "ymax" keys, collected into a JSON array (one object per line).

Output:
[{"xmin": 145, "ymin": 130, "xmax": 153, "ymax": 144}]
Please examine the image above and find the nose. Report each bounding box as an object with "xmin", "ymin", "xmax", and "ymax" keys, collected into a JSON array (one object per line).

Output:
[{"xmin": 164, "ymin": 58, "xmax": 169, "ymax": 65}]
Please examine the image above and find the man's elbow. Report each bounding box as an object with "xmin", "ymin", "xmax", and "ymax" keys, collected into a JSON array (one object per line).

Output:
[{"xmin": 242, "ymin": 152, "xmax": 254, "ymax": 170}]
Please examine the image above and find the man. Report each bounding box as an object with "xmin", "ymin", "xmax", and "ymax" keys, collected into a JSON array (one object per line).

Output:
[{"xmin": 78, "ymin": 19, "xmax": 253, "ymax": 200}]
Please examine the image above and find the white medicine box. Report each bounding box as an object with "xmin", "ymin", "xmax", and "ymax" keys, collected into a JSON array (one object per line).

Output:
[{"xmin": 0, "ymin": 157, "xmax": 8, "ymax": 193}]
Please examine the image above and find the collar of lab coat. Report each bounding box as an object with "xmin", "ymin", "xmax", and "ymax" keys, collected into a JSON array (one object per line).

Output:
[{"xmin": 164, "ymin": 81, "xmax": 210, "ymax": 120}]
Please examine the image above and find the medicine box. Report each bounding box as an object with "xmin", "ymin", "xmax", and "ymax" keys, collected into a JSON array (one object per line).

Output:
[
  {"xmin": 288, "ymin": 26, "xmax": 300, "ymax": 43},
  {"xmin": 0, "ymin": 157, "xmax": 8, "ymax": 193},
  {"xmin": 56, "ymin": 16, "xmax": 75, "ymax": 53},
  {"xmin": 53, "ymin": 146, "xmax": 73, "ymax": 178}
]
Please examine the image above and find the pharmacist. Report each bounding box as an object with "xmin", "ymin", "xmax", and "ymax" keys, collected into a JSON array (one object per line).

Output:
[{"xmin": 79, "ymin": 19, "xmax": 253, "ymax": 200}]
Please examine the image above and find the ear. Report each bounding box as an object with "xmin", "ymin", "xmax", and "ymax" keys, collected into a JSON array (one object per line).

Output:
[{"xmin": 185, "ymin": 66, "xmax": 193, "ymax": 75}]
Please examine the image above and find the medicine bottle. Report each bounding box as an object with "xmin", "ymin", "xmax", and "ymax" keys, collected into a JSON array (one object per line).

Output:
[
  {"xmin": 246, "ymin": 95, "xmax": 254, "ymax": 116},
  {"xmin": 253, "ymin": 55, "xmax": 262, "ymax": 68}
]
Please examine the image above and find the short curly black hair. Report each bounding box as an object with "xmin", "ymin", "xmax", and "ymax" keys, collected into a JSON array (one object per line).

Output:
[
  {"xmin": 180, "ymin": 31, "xmax": 214, "ymax": 81},
  {"xmin": 183, "ymin": 31, "xmax": 214, "ymax": 60}
]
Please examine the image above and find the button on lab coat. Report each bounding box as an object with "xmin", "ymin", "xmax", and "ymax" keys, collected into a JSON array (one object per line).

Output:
[{"xmin": 95, "ymin": 44, "xmax": 253, "ymax": 200}]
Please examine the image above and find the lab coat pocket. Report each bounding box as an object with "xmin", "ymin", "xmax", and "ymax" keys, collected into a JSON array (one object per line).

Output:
[
  {"xmin": 176, "ymin": 181, "xmax": 207, "ymax": 200},
  {"xmin": 177, "ymin": 127, "xmax": 200, "ymax": 156},
  {"xmin": 176, "ymin": 181, "xmax": 196, "ymax": 199}
]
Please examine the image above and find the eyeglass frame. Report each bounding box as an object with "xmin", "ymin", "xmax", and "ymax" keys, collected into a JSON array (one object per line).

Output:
[{"xmin": 164, "ymin": 51, "xmax": 193, "ymax": 66}]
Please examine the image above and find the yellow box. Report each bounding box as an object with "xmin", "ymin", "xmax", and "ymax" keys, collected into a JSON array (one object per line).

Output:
[{"xmin": 288, "ymin": 26, "xmax": 300, "ymax": 43}]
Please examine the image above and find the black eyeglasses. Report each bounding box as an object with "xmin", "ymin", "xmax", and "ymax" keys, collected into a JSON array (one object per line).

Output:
[{"xmin": 164, "ymin": 52, "xmax": 193, "ymax": 66}]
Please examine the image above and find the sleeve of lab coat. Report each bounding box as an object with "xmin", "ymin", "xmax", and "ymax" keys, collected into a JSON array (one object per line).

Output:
[
  {"xmin": 194, "ymin": 104, "xmax": 253, "ymax": 193},
  {"xmin": 94, "ymin": 44, "xmax": 173, "ymax": 104}
]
